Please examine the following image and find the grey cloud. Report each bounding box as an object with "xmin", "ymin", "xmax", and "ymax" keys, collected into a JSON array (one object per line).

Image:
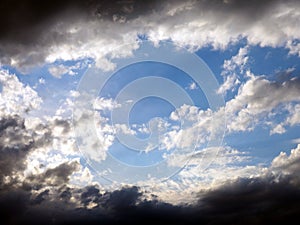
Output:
[
  {"xmin": 0, "ymin": 0, "xmax": 159, "ymax": 43},
  {"xmin": 0, "ymin": 116, "xmax": 33, "ymax": 182},
  {"xmin": 1, "ymin": 176, "xmax": 300, "ymax": 225},
  {"xmin": 26, "ymin": 161, "xmax": 80, "ymax": 188},
  {"xmin": 2, "ymin": 143, "xmax": 300, "ymax": 225},
  {"xmin": 1, "ymin": 0, "xmax": 300, "ymax": 71},
  {"xmin": 0, "ymin": 0, "xmax": 160, "ymax": 70},
  {"xmin": 1, "ymin": 113, "xmax": 300, "ymax": 224}
]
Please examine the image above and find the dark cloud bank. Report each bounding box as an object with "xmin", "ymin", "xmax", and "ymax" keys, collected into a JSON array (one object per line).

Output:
[
  {"xmin": 1, "ymin": 115, "xmax": 300, "ymax": 225},
  {"xmin": 1, "ymin": 0, "xmax": 298, "ymax": 69}
]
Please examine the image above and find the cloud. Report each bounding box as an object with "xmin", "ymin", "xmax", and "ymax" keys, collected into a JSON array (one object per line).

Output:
[
  {"xmin": 0, "ymin": 115, "xmax": 33, "ymax": 184},
  {"xmin": 0, "ymin": 147, "xmax": 300, "ymax": 225},
  {"xmin": 0, "ymin": 69, "xmax": 42, "ymax": 116},
  {"xmin": 48, "ymin": 61, "xmax": 85, "ymax": 78},
  {"xmin": 271, "ymin": 144, "xmax": 300, "ymax": 182},
  {"xmin": 225, "ymin": 73, "xmax": 300, "ymax": 132},
  {"xmin": 218, "ymin": 46, "xmax": 248, "ymax": 94},
  {"xmin": 26, "ymin": 160, "xmax": 80, "ymax": 188},
  {"xmin": 48, "ymin": 65, "xmax": 70, "ymax": 78},
  {"xmin": 1, "ymin": 109, "xmax": 300, "ymax": 225},
  {"xmin": 157, "ymin": 70, "xmax": 300, "ymax": 154},
  {"xmin": 1, "ymin": 0, "xmax": 300, "ymax": 71},
  {"xmin": 188, "ymin": 82, "xmax": 197, "ymax": 90}
]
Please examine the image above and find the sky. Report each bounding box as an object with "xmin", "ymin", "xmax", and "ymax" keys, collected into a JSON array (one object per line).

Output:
[{"xmin": 0, "ymin": 0, "xmax": 300, "ymax": 224}]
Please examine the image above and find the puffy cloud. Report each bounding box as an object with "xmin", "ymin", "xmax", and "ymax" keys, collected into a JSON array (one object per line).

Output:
[
  {"xmin": 159, "ymin": 71, "xmax": 300, "ymax": 153},
  {"xmin": 73, "ymin": 93, "xmax": 116, "ymax": 162},
  {"xmin": 188, "ymin": 82, "xmax": 197, "ymax": 90},
  {"xmin": 285, "ymin": 103, "xmax": 300, "ymax": 126},
  {"xmin": 0, "ymin": 69, "xmax": 42, "ymax": 116},
  {"xmin": 0, "ymin": 148, "xmax": 300, "ymax": 225},
  {"xmin": 218, "ymin": 46, "xmax": 248, "ymax": 94},
  {"xmin": 225, "ymin": 73, "xmax": 300, "ymax": 132},
  {"xmin": 271, "ymin": 144, "xmax": 300, "ymax": 182}
]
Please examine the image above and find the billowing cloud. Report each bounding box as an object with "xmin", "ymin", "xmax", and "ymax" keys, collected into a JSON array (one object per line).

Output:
[
  {"xmin": 0, "ymin": 144, "xmax": 300, "ymax": 224},
  {"xmin": 1, "ymin": 0, "xmax": 300, "ymax": 71},
  {"xmin": 226, "ymin": 73, "xmax": 300, "ymax": 133},
  {"xmin": 218, "ymin": 46, "xmax": 248, "ymax": 94},
  {"xmin": 0, "ymin": 69, "xmax": 42, "ymax": 116}
]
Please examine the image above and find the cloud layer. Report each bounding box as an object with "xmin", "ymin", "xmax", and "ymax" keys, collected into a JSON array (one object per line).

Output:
[{"xmin": 1, "ymin": 0, "xmax": 300, "ymax": 71}]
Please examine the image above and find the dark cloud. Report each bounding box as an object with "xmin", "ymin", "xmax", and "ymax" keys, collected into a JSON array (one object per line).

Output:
[
  {"xmin": 0, "ymin": 0, "xmax": 159, "ymax": 43},
  {"xmin": 0, "ymin": 0, "xmax": 161, "ymax": 69},
  {"xmin": 25, "ymin": 161, "xmax": 80, "ymax": 189},
  {"xmin": 0, "ymin": 116, "xmax": 33, "ymax": 184},
  {"xmin": 0, "ymin": 0, "xmax": 299, "ymax": 70},
  {"xmin": 0, "ymin": 0, "xmax": 283, "ymax": 43},
  {"xmin": 1, "ymin": 113, "xmax": 300, "ymax": 224},
  {"xmin": 2, "ymin": 161, "xmax": 300, "ymax": 225}
]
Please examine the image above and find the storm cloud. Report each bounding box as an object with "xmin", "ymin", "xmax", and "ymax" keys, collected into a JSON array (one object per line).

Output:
[{"xmin": 1, "ymin": 114, "xmax": 300, "ymax": 225}]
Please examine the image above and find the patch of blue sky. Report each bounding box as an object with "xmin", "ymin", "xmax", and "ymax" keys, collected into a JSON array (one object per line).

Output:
[
  {"xmin": 225, "ymin": 124, "xmax": 300, "ymax": 166},
  {"xmin": 248, "ymin": 45, "xmax": 300, "ymax": 79},
  {"xmin": 108, "ymin": 140, "xmax": 166, "ymax": 167},
  {"xmin": 99, "ymin": 61, "xmax": 209, "ymax": 108}
]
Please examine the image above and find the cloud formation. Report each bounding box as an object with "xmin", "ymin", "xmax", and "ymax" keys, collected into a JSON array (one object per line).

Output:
[
  {"xmin": 1, "ymin": 144, "xmax": 300, "ymax": 224},
  {"xmin": 1, "ymin": 0, "xmax": 300, "ymax": 71}
]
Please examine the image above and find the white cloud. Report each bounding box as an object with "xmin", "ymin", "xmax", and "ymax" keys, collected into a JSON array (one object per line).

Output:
[
  {"xmin": 188, "ymin": 82, "xmax": 197, "ymax": 90},
  {"xmin": 218, "ymin": 46, "xmax": 248, "ymax": 94},
  {"xmin": 160, "ymin": 72, "xmax": 300, "ymax": 152},
  {"xmin": 146, "ymin": 1, "xmax": 300, "ymax": 51},
  {"xmin": 140, "ymin": 146, "xmax": 263, "ymax": 204},
  {"xmin": 271, "ymin": 144, "xmax": 300, "ymax": 176},
  {"xmin": 93, "ymin": 97, "xmax": 121, "ymax": 111},
  {"xmin": 270, "ymin": 103, "xmax": 300, "ymax": 135},
  {"xmin": 48, "ymin": 65, "xmax": 70, "ymax": 78},
  {"xmin": 0, "ymin": 69, "xmax": 42, "ymax": 116},
  {"xmin": 225, "ymin": 73, "xmax": 300, "ymax": 132},
  {"xmin": 114, "ymin": 123, "xmax": 136, "ymax": 135},
  {"xmin": 286, "ymin": 39, "xmax": 300, "ymax": 57},
  {"xmin": 270, "ymin": 124, "xmax": 286, "ymax": 135},
  {"xmin": 285, "ymin": 103, "xmax": 300, "ymax": 126},
  {"xmin": 73, "ymin": 93, "xmax": 116, "ymax": 162},
  {"xmin": 39, "ymin": 77, "xmax": 46, "ymax": 84},
  {"xmin": 48, "ymin": 61, "xmax": 87, "ymax": 78}
]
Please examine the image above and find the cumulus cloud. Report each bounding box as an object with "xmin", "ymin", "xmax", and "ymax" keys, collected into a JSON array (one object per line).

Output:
[
  {"xmin": 225, "ymin": 73, "xmax": 300, "ymax": 132},
  {"xmin": 218, "ymin": 46, "xmax": 248, "ymax": 94},
  {"xmin": 0, "ymin": 69, "xmax": 42, "ymax": 116},
  {"xmin": 159, "ymin": 70, "xmax": 300, "ymax": 153}
]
